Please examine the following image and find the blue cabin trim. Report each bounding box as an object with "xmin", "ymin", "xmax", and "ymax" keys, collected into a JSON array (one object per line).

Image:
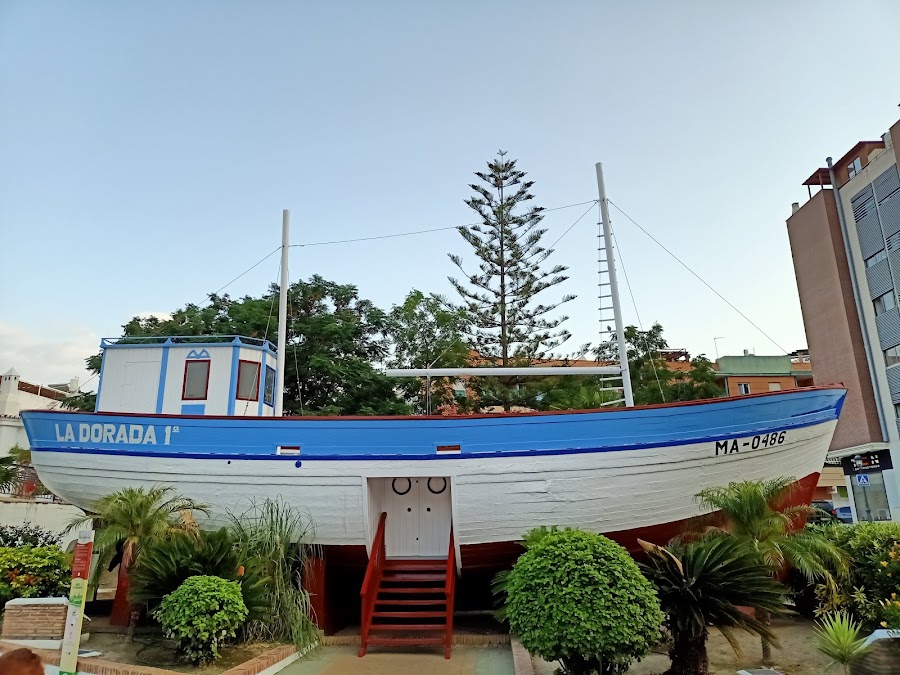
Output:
[
  {"xmin": 155, "ymin": 343, "xmax": 171, "ymax": 414},
  {"xmin": 99, "ymin": 335, "xmax": 276, "ymax": 356},
  {"xmin": 227, "ymin": 342, "xmax": 240, "ymax": 416}
]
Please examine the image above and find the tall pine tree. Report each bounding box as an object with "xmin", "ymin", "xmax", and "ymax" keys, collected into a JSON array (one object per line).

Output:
[{"xmin": 449, "ymin": 151, "xmax": 577, "ymax": 410}]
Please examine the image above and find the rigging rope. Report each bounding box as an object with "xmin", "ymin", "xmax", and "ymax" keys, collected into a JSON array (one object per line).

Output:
[{"xmin": 609, "ymin": 200, "xmax": 787, "ymax": 353}]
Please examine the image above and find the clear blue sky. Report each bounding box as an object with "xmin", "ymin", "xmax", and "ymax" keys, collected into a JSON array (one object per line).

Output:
[{"xmin": 2, "ymin": 1, "xmax": 899, "ymax": 389}]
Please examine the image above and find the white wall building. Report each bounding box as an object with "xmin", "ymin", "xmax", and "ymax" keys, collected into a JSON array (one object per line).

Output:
[{"xmin": 0, "ymin": 368, "xmax": 80, "ymax": 455}]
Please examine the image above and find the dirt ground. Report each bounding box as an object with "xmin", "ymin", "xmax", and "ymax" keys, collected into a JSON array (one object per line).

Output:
[
  {"xmin": 534, "ymin": 617, "xmax": 832, "ymax": 675},
  {"xmin": 81, "ymin": 632, "xmax": 280, "ymax": 674}
]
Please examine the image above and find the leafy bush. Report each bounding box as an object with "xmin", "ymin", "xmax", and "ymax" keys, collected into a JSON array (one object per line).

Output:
[
  {"xmin": 799, "ymin": 522, "xmax": 900, "ymax": 627},
  {"xmin": 130, "ymin": 528, "xmax": 267, "ymax": 620},
  {"xmin": 154, "ymin": 575, "xmax": 248, "ymax": 665},
  {"xmin": 0, "ymin": 546, "xmax": 70, "ymax": 605},
  {"xmin": 0, "ymin": 524, "xmax": 62, "ymax": 548},
  {"xmin": 501, "ymin": 528, "xmax": 663, "ymax": 675}
]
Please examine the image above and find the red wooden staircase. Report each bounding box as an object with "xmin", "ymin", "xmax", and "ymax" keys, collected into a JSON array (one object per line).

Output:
[{"xmin": 359, "ymin": 512, "xmax": 456, "ymax": 658}]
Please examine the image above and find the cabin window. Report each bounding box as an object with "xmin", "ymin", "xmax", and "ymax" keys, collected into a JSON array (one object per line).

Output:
[
  {"xmin": 236, "ymin": 360, "xmax": 261, "ymax": 401},
  {"xmin": 768, "ymin": 382, "xmax": 782, "ymax": 391},
  {"xmin": 182, "ymin": 360, "xmax": 210, "ymax": 400},
  {"xmin": 264, "ymin": 365, "xmax": 276, "ymax": 407},
  {"xmin": 737, "ymin": 383, "xmax": 751, "ymax": 395}
]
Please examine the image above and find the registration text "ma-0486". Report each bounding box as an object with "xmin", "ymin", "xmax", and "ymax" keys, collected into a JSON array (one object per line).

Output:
[{"xmin": 715, "ymin": 431, "xmax": 786, "ymax": 456}]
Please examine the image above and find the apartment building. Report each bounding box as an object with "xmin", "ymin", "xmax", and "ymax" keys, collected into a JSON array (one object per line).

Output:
[{"xmin": 787, "ymin": 117, "xmax": 900, "ymax": 522}]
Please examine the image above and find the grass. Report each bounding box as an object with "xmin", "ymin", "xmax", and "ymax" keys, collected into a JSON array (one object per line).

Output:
[{"xmin": 227, "ymin": 498, "xmax": 321, "ymax": 650}]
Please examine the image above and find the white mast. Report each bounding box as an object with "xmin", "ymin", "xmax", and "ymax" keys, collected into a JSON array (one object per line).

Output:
[
  {"xmin": 274, "ymin": 209, "xmax": 290, "ymax": 416},
  {"xmin": 595, "ymin": 163, "xmax": 634, "ymax": 407}
]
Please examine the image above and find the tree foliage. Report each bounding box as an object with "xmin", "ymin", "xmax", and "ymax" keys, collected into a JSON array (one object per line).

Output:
[
  {"xmin": 95, "ymin": 277, "xmax": 409, "ymax": 415},
  {"xmin": 449, "ymin": 152, "xmax": 581, "ymax": 410},
  {"xmin": 502, "ymin": 528, "xmax": 662, "ymax": 674},
  {"xmin": 387, "ymin": 289, "xmax": 470, "ymax": 412},
  {"xmin": 639, "ymin": 536, "xmax": 786, "ymax": 675}
]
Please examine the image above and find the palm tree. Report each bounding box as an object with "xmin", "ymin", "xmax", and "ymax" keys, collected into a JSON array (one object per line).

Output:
[
  {"xmin": 695, "ymin": 477, "xmax": 848, "ymax": 664},
  {"xmin": 67, "ymin": 486, "xmax": 208, "ymax": 632},
  {"xmin": 639, "ymin": 536, "xmax": 786, "ymax": 675}
]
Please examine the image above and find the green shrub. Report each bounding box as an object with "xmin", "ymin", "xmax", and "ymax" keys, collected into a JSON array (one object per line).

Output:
[
  {"xmin": 154, "ymin": 575, "xmax": 248, "ymax": 665},
  {"xmin": 800, "ymin": 522, "xmax": 900, "ymax": 627},
  {"xmin": 0, "ymin": 546, "xmax": 70, "ymax": 605},
  {"xmin": 502, "ymin": 529, "xmax": 663, "ymax": 675},
  {"xmin": 130, "ymin": 528, "xmax": 267, "ymax": 620},
  {"xmin": 0, "ymin": 524, "xmax": 61, "ymax": 548}
]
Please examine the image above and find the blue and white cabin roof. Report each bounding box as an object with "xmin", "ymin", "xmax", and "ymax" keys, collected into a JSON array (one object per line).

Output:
[{"xmin": 95, "ymin": 336, "xmax": 277, "ymax": 417}]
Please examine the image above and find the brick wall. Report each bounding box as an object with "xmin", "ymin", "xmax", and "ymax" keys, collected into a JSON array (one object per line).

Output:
[
  {"xmin": 787, "ymin": 189, "xmax": 884, "ymax": 450},
  {"xmin": 0, "ymin": 598, "xmax": 67, "ymax": 640}
]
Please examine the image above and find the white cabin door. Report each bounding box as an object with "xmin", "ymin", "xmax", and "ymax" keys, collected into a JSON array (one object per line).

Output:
[
  {"xmin": 419, "ymin": 477, "xmax": 451, "ymax": 558},
  {"xmin": 379, "ymin": 477, "xmax": 451, "ymax": 559}
]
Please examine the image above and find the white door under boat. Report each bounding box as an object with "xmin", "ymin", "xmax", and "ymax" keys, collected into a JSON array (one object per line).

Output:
[{"xmin": 369, "ymin": 477, "xmax": 452, "ymax": 559}]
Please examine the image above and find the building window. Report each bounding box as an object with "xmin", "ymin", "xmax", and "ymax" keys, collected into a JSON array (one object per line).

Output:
[
  {"xmin": 865, "ymin": 250, "xmax": 888, "ymax": 268},
  {"xmin": 264, "ymin": 365, "xmax": 276, "ymax": 407},
  {"xmin": 874, "ymin": 291, "xmax": 897, "ymax": 316},
  {"xmin": 768, "ymin": 382, "xmax": 782, "ymax": 391},
  {"xmin": 894, "ymin": 403, "xmax": 900, "ymax": 420},
  {"xmin": 236, "ymin": 360, "xmax": 260, "ymax": 401},
  {"xmin": 847, "ymin": 157, "xmax": 863, "ymax": 178},
  {"xmin": 738, "ymin": 383, "xmax": 751, "ymax": 395},
  {"xmin": 886, "ymin": 346, "xmax": 900, "ymax": 367},
  {"xmin": 182, "ymin": 360, "xmax": 210, "ymax": 400}
]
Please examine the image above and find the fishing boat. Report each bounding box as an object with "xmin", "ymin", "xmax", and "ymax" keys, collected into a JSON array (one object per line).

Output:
[{"xmin": 19, "ymin": 165, "xmax": 846, "ymax": 649}]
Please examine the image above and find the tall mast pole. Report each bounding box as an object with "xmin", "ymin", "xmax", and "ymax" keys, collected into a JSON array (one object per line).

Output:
[
  {"xmin": 275, "ymin": 209, "xmax": 290, "ymax": 416},
  {"xmin": 595, "ymin": 163, "xmax": 634, "ymax": 407}
]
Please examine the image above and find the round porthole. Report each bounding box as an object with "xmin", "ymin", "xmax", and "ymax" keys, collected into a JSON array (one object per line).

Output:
[
  {"xmin": 295, "ymin": 460, "xmax": 302, "ymax": 468},
  {"xmin": 427, "ymin": 477, "xmax": 447, "ymax": 495},
  {"xmin": 392, "ymin": 477, "xmax": 412, "ymax": 496}
]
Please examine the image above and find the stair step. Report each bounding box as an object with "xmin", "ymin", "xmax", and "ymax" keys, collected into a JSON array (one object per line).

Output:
[
  {"xmin": 381, "ymin": 573, "xmax": 446, "ymax": 582},
  {"xmin": 372, "ymin": 611, "xmax": 447, "ymax": 619},
  {"xmin": 370, "ymin": 624, "xmax": 446, "ymax": 632},
  {"xmin": 366, "ymin": 637, "xmax": 445, "ymax": 646},
  {"xmin": 375, "ymin": 598, "xmax": 446, "ymax": 606},
  {"xmin": 384, "ymin": 560, "xmax": 446, "ymax": 571},
  {"xmin": 376, "ymin": 587, "xmax": 445, "ymax": 594}
]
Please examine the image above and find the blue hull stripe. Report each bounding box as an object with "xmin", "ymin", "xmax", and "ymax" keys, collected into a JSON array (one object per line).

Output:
[{"xmin": 29, "ymin": 414, "xmax": 828, "ymax": 462}]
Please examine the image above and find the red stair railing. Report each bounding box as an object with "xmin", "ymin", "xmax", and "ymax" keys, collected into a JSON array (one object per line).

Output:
[
  {"xmin": 359, "ymin": 511, "xmax": 387, "ymax": 657},
  {"xmin": 444, "ymin": 527, "xmax": 456, "ymax": 659}
]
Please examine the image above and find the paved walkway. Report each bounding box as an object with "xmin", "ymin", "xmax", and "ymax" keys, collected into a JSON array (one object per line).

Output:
[{"xmin": 280, "ymin": 645, "xmax": 515, "ymax": 675}]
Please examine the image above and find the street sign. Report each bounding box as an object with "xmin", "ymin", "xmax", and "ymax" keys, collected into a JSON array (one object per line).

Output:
[
  {"xmin": 856, "ymin": 474, "xmax": 871, "ymax": 487},
  {"xmin": 59, "ymin": 530, "xmax": 94, "ymax": 675}
]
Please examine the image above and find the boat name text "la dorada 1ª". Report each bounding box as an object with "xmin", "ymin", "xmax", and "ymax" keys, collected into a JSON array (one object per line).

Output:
[
  {"xmin": 54, "ymin": 423, "xmax": 177, "ymax": 445},
  {"xmin": 715, "ymin": 431, "xmax": 786, "ymax": 456}
]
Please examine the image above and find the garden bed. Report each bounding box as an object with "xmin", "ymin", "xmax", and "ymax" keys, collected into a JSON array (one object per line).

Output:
[
  {"xmin": 532, "ymin": 617, "xmax": 832, "ymax": 675},
  {"xmin": 77, "ymin": 633, "xmax": 288, "ymax": 675}
]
